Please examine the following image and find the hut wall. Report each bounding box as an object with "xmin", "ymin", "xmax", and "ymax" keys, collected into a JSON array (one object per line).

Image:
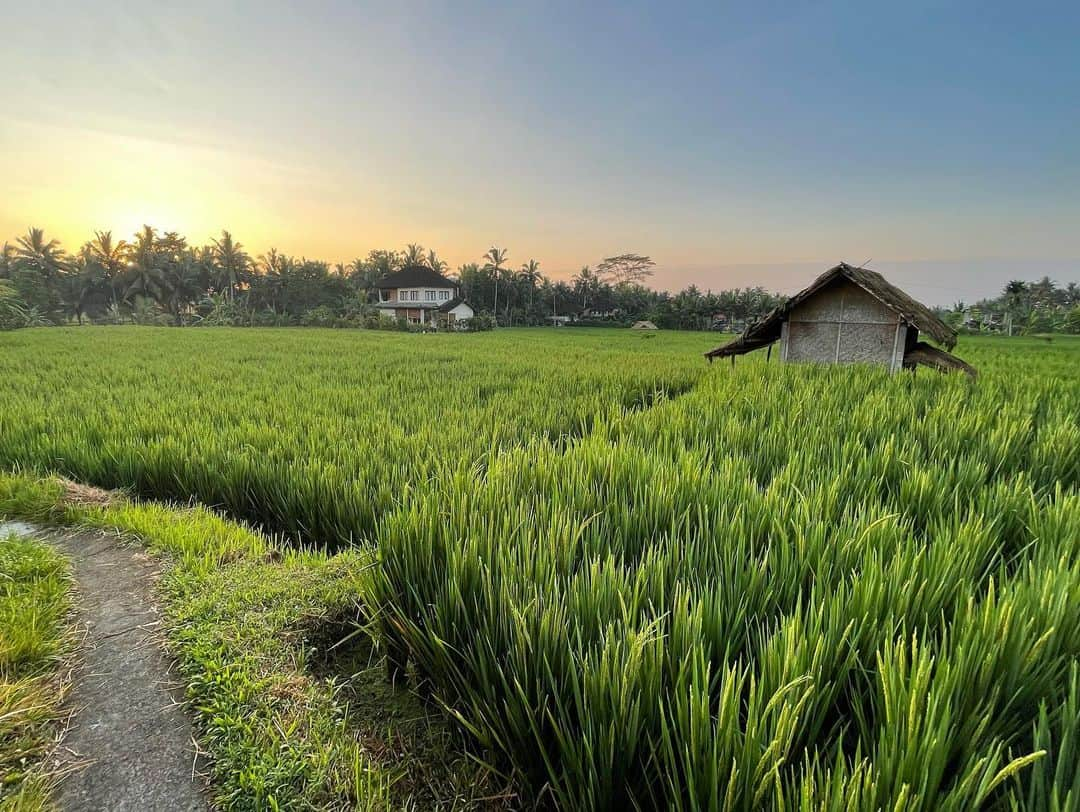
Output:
[{"xmin": 781, "ymin": 279, "xmax": 903, "ymax": 369}]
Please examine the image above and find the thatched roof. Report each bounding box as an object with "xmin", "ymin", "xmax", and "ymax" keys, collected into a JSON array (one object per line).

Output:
[
  {"xmin": 904, "ymin": 342, "xmax": 978, "ymax": 378},
  {"xmin": 705, "ymin": 263, "xmax": 957, "ymax": 360}
]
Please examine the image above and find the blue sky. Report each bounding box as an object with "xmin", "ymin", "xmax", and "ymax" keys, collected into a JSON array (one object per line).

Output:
[{"xmin": 2, "ymin": 0, "xmax": 1078, "ymax": 303}]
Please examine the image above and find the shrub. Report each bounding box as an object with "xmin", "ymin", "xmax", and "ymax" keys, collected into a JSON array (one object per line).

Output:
[
  {"xmin": 0, "ymin": 281, "xmax": 29, "ymax": 330},
  {"xmin": 460, "ymin": 313, "xmax": 495, "ymax": 331},
  {"xmin": 299, "ymin": 306, "xmax": 339, "ymax": 328}
]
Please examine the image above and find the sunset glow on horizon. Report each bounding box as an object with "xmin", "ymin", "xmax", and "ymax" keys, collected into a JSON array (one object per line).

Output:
[{"xmin": 4, "ymin": 0, "xmax": 1078, "ymax": 303}]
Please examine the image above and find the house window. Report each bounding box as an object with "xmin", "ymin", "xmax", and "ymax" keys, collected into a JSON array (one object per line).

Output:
[{"xmin": 439, "ymin": 290, "xmax": 449, "ymax": 301}]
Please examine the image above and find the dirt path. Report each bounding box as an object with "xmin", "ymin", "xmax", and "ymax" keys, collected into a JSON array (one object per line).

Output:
[{"xmin": 1, "ymin": 522, "xmax": 209, "ymax": 811}]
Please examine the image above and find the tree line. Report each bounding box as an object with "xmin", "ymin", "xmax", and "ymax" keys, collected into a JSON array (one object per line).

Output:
[
  {"xmin": 0, "ymin": 226, "xmax": 786, "ymax": 330},
  {"xmin": 2, "ymin": 225, "xmax": 1076, "ymax": 334},
  {"xmin": 938, "ymin": 277, "xmax": 1080, "ymax": 335}
]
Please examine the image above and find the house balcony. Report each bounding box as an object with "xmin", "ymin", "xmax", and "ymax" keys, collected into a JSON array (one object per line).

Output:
[{"xmin": 374, "ymin": 300, "xmax": 444, "ymax": 310}]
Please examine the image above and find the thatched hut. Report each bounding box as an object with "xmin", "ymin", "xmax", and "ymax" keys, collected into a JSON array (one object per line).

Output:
[{"xmin": 705, "ymin": 263, "xmax": 976, "ymax": 376}]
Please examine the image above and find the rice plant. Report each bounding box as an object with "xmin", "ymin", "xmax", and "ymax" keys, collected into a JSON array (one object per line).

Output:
[{"xmin": 0, "ymin": 327, "xmax": 1077, "ymax": 809}]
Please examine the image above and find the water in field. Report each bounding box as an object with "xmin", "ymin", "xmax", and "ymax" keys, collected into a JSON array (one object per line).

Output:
[{"xmin": 0, "ymin": 520, "xmax": 37, "ymax": 537}]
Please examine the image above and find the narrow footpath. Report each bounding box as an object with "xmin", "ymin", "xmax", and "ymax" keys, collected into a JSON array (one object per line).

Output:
[{"xmin": 1, "ymin": 521, "xmax": 208, "ymax": 811}]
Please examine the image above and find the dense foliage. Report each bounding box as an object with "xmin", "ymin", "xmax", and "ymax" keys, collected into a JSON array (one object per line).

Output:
[
  {"xmin": 0, "ymin": 328, "xmax": 1078, "ymax": 810},
  {"xmin": 939, "ymin": 277, "xmax": 1080, "ymax": 335},
  {"xmin": 5, "ymin": 226, "xmax": 1078, "ymax": 334},
  {"xmin": 0, "ymin": 226, "xmax": 794, "ymax": 331}
]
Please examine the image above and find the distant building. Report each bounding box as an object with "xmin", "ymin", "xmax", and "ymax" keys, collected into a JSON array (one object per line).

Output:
[
  {"xmin": 582, "ymin": 307, "xmax": 619, "ymax": 319},
  {"xmin": 705, "ymin": 263, "xmax": 976, "ymax": 376},
  {"xmin": 374, "ymin": 266, "xmax": 474, "ymax": 328}
]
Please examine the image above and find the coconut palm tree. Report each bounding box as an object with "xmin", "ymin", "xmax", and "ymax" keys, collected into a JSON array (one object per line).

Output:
[
  {"xmin": 1066, "ymin": 282, "xmax": 1080, "ymax": 306},
  {"xmin": 85, "ymin": 230, "xmax": 129, "ymax": 309},
  {"xmin": 520, "ymin": 259, "xmax": 541, "ymax": 314},
  {"xmin": 255, "ymin": 249, "xmax": 293, "ymax": 313},
  {"xmin": 13, "ymin": 227, "xmax": 70, "ymax": 318},
  {"xmin": 14, "ymin": 228, "xmax": 66, "ymax": 273},
  {"xmin": 426, "ymin": 249, "xmax": 447, "ymax": 273},
  {"xmin": 346, "ymin": 255, "xmax": 385, "ymax": 303},
  {"xmin": 1003, "ymin": 280, "xmax": 1029, "ymax": 334},
  {"xmin": 125, "ymin": 226, "xmax": 166, "ymax": 305},
  {"xmin": 211, "ymin": 230, "xmax": 250, "ymax": 301},
  {"xmin": 0, "ymin": 242, "xmax": 14, "ymax": 279},
  {"xmin": 63, "ymin": 247, "xmax": 112, "ymax": 323},
  {"xmin": 483, "ymin": 246, "xmax": 508, "ymax": 321},
  {"xmin": 403, "ymin": 243, "xmax": 426, "ymax": 267},
  {"xmin": 160, "ymin": 251, "xmax": 203, "ymax": 323},
  {"xmin": 573, "ymin": 266, "xmax": 599, "ymax": 309}
]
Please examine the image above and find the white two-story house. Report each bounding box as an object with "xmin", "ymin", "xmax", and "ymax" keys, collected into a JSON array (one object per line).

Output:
[{"xmin": 373, "ymin": 266, "xmax": 475, "ymax": 328}]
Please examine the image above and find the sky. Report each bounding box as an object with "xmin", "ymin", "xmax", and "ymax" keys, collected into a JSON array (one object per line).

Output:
[{"xmin": 2, "ymin": 0, "xmax": 1078, "ymax": 304}]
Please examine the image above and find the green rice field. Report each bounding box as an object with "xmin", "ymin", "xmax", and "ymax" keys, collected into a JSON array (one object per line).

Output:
[{"xmin": 1, "ymin": 327, "xmax": 1078, "ymax": 810}]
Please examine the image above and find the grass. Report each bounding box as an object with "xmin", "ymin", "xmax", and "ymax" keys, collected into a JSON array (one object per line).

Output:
[
  {"xmin": 0, "ymin": 474, "xmax": 513, "ymax": 811},
  {"xmin": 0, "ymin": 530, "xmax": 71, "ymax": 811},
  {"xmin": 0, "ymin": 327, "xmax": 711, "ymax": 549},
  {"xmin": 0, "ymin": 328, "xmax": 1077, "ymax": 809}
]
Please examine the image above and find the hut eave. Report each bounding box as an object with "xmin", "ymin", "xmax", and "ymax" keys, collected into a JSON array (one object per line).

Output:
[{"xmin": 903, "ymin": 342, "xmax": 978, "ymax": 378}]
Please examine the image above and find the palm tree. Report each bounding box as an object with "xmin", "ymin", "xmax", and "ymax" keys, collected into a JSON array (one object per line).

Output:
[
  {"xmin": 1003, "ymin": 280, "xmax": 1029, "ymax": 335},
  {"xmin": 64, "ymin": 248, "xmax": 111, "ymax": 323},
  {"xmin": 13, "ymin": 227, "xmax": 70, "ymax": 317},
  {"xmin": 426, "ymin": 249, "xmax": 447, "ymax": 273},
  {"xmin": 1066, "ymin": 282, "xmax": 1080, "ymax": 306},
  {"xmin": 125, "ymin": 226, "xmax": 165, "ymax": 305},
  {"xmin": 403, "ymin": 243, "xmax": 426, "ymax": 267},
  {"xmin": 257, "ymin": 249, "xmax": 293, "ymax": 313},
  {"xmin": 211, "ymin": 230, "xmax": 250, "ymax": 301},
  {"xmin": 14, "ymin": 227, "xmax": 65, "ymax": 267},
  {"xmin": 85, "ymin": 231, "xmax": 129, "ymax": 309},
  {"xmin": 520, "ymin": 259, "xmax": 541, "ymax": 313},
  {"xmin": 160, "ymin": 251, "xmax": 203, "ymax": 323},
  {"xmin": 0, "ymin": 242, "xmax": 14, "ymax": 279},
  {"xmin": 1004, "ymin": 279, "xmax": 1028, "ymax": 299},
  {"xmin": 573, "ymin": 265, "xmax": 598, "ymax": 309},
  {"xmin": 483, "ymin": 246, "xmax": 508, "ymax": 320},
  {"xmin": 456, "ymin": 262, "xmax": 480, "ymax": 302},
  {"xmin": 347, "ymin": 255, "xmax": 384, "ymax": 303}
]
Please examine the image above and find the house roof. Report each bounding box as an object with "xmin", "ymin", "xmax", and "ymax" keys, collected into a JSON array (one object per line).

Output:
[
  {"xmin": 374, "ymin": 265, "xmax": 458, "ymax": 289},
  {"xmin": 705, "ymin": 263, "xmax": 957, "ymax": 360},
  {"xmin": 436, "ymin": 297, "xmax": 472, "ymax": 313}
]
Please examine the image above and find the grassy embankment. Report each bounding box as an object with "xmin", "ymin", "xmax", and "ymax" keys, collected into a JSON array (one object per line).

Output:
[
  {"xmin": 0, "ymin": 474, "xmax": 513, "ymax": 810},
  {"xmin": 0, "ymin": 529, "xmax": 71, "ymax": 810}
]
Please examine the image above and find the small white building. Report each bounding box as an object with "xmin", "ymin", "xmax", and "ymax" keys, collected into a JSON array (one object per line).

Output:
[{"xmin": 374, "ymin": 266, "xmax": 475, "ymax": 328}]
